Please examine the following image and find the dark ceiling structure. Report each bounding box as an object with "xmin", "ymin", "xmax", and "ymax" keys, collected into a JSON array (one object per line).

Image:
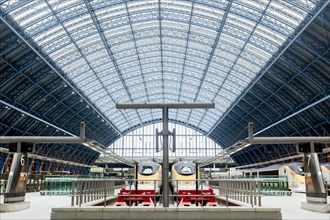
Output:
[{"xmin": 0, "ymin": 0, "xmax": 329, "ymax": 172}]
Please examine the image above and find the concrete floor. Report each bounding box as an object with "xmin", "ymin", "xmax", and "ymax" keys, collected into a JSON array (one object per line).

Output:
[
  {"xmin": 0, "ymin": 193, "xmax": 70, "ymax": 220},
  {"xmin": 0, "ymin": 192, "xmax": 329, "ymax": 220},
  {"xmin": 262, "ymin": 193, "xmax": 329, "ymax": 220}
]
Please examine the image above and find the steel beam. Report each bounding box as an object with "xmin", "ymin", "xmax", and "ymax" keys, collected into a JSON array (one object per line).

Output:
[
  {"xmin": 0, "ymin": 147, "xmax": 91, "ymax": 168},
  {"xmin": 254, "ymin": 95, "xmax": 330, "ymax": 136},
  {"xmin": 0, "ymin": 119, "xmax": 134, "ymax": 167},
  {"xmin": 0, "ymin": 122, "xmax": 85, "ymax": 143},
  {"xmin": 239, "ymin": 137, "xmax": 330, "ymax": 145},
  {"xmin": 234, "ymin": 154, "xmax": 304, "ymax": 169},
  {"xmin": 0, "ymin": 16, "xmax": 122, "ymax": 136},
  {"xmin": 207, "ymin": 2, "xmax": 330, "ymax": 136},
  {"xmin": 116, "ymin": 102, "xmax": 215, "ymax": 109},
  {"xmin": 200, "ymin": 120, "xmax": 330, "ymax": 167}
]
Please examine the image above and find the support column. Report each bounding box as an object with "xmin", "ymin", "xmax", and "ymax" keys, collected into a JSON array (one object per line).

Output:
[
  {"xmin": 304, "ymin": 152, "xmax": 326, "ymax": 204},
  {"xmin": 4, "ymin": 152, "xmax": 28, "ymax": 203},
  {"xmin": 162, "ymin": 107, "xmax": 169, "ymax": 207}
]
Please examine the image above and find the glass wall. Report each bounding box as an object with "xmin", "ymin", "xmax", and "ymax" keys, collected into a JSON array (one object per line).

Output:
[{"xmin": 107, "ymin": 122, "xmax": 224, "ymax": 158}]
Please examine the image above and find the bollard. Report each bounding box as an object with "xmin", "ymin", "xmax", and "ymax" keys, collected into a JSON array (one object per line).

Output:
[
  {"xmin": 176, "ymin": 180, "xmax": 179, "ymax": 207},
  {"xmin": 242, "ymin": 181, "xmax": 246, "ymax": 203},
  {"xmin": 79, "ymin": 182, "xmax": 83, "ymax": 207},
  {"xmin": 71, "ymin": 181, "xmax": 75, "ymax": 207},
  {"xmin": 233, "ymin": 181, "xmax": 236, "ymax": 201},
  {"xmin": 253, "ymin": 181, "xmax": 257, "ymax": 206},
  {"xmin": 76, "ymin": 181, "xmax": 80, "ymax": 206},
  {"xmin": 94, "ymin": 181, "xmax": 96, "ymax": 201},
  {"xmin": 201, "ymin": 180, "xmax": 204, "ymax": 207},
  {"xmin": 84, "ymin": 181, "xmax": 87, "ymax": 204},
  {"xmin": 87, "ymin": 181, "xmax": 91, "ymax": 203},
  {"xmin": 257, "ymin": 181, "xmax": 261, "ymax": 206},
  {"xmin": 129, "ymin": 180, "xmax": 132, "ymax": 207},
  {"xmin": 225, "ymin": 180, "xmax": 228, "ymax": 207},
  {"xmin": 104, "ymin": 180, "xmax": 107, "ymax": 207},
  {"xmin": 250, "ymin": 180, "xmax": 253, "ymax": 207},
  {"xmin": 239, "ymin": 181, "xmax": 242, "ymax": 202}
]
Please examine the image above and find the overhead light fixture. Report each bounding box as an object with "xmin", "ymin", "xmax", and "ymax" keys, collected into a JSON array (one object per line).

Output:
[{"xmin": 228, "ymin": 143, "xmax": 251, "ymax": 155}]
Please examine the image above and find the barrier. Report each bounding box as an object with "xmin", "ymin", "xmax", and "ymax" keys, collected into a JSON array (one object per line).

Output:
[
  {"xmin": 69, "ymin": 179, "xmax": 264, "ymax": 208},
  {"xmin": 216, "ymin": 179, "xmax": 262, "ymax": 207},
  {"xmin": 0, "ymin": 174, "xmax": 45, "ymax": 195},
  {"xmin": 71, "ymin": 179, "xmax": 116, "ymax": 207},
  {"xmin": 70, "ymin": 179, "xmax": 161, "ymax": 207}
]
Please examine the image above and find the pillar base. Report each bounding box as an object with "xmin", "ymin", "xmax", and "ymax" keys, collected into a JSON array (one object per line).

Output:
[
  {"xmin": 301, "ymin": 202, "xmax": 330, "ymax": 213},
  {"xmin": 0, "ymin": 201, "xmax": 30, "ymax": 212}
]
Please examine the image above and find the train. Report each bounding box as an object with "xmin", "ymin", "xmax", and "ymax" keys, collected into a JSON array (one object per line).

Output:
[
  {"xmin": 320, "ymin": 163, "xmax": 330, "ymax": 186},
  {"xmin": 137, "ymin": 161, "xmax": 162, "ymax": 193},
  {"xmin": 240, "ymin": 162, "xmax": 330, "ymax": 193},
  {"xmin": 171, "ymin": 161, "xmax": 218, "ymax": 206},
  {"xmin": 170, "ymin": 161, "xmax": 197, "ymax": 192},
  {"xmin": 242, "ymin": 162, "xmax": 306, "ymax": 193},
  {"xmin": 115, "ymin": 161, "xmax": 162, "ymax": 206},
  {"xmin": 116, "ymin": 160, "xmax": 218, "ymax": 206}
]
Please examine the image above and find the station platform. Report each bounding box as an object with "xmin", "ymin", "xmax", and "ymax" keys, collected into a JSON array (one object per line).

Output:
[{"xmin": 0, "ymin": 192, "xmax": 329, "ymax": 220}]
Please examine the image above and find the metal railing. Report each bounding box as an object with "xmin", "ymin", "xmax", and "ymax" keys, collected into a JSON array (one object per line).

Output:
[
  {"xmin": 71, "ymin": 179, "xmax": 116, "ymax": 207},
  {"xmin": 0, "ymin": 174, "xmax": 46, "ymax": 195},
  {"xmin": 0, "ymin": 179, "xmax": 6, "ymax": 195},
  {"xmin": 169, "ymin": 179, "xmax": 217, "ymax": 207},
  {"xmin": 213, "ymin": 175, "xmax": 291, "ymax": 196},
  {"xmin": 41, "ymin": 175, "xmax": 122, "ymax": 195},
  {"xmin": 215, "ymin": 179, "xmax": 262, "ymax": 207},
  {"xmin": 69, "ymin": 179, "xmax": 264, "ymax": 207},
  {"xmin": 70, "ymin": 179, "xmax": 160, "ymax": 207},
  {"xmin": 26, "ymin": 174, "xmax": 45, "ymax": 192}
]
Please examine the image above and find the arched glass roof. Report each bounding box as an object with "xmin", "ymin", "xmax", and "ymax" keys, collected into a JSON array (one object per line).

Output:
[{"xmin": 0, "ymin": 0, "xmax": 320, "ymax": 134}]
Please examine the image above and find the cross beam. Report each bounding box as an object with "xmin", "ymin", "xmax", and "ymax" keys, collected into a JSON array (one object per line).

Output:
[
  {"xmin": 0, "ymin": 122, "xmax": 134, "ymax": 167},
  {"xmin": 241, "ymin": 122, "xmax": 330, "ymax": 145},
  {"xmin": 200, "ymin": 122, "xmax": 330, "ymax": 167},
  {"xmin": 116, "ymin": 102, "xmax": 215, "ymax": 109},
  {"xmin": 116, "ymin": 102, "xmax": 215, "ymax": 207},
  {"xmin": 0, "ymin": 122, "xmax": 86, "ymax": 144}
]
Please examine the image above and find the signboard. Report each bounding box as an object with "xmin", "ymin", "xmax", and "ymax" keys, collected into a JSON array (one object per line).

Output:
[{"xmin": 90, "ymin": 167, "xmax": 104, "ymax": 173}]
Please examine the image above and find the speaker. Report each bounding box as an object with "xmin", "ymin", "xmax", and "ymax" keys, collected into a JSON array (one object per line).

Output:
[
  {"xmin": 21, "ymin": 142, "xmax": 35, "ymax": 153},
  {"xmin": 297, "ymin": 143, "xmax": 323, "ymax": 153},
  {"xmin": 297, "ymin": 143, "xmax": 310, "ymax": 153},
  {"xmin": 8, "ymin": 143, "xmax": 18, "ymax": 152},
  {"xmin": 314, "ymin": 143, "xmax": 323, "ymax": 153}
]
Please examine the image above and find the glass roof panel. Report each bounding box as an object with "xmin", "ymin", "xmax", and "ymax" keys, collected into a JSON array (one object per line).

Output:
[{"xmin": 2, "ymin": 0, "xmax": 318, "ymax": 134}]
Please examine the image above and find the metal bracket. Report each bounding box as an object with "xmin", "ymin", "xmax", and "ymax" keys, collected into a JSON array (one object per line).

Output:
[{"xmin": 156, "ymin": 128, "xmax": 176, "ymax": 152}]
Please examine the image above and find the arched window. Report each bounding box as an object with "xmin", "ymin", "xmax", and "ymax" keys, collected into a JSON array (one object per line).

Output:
[{"xmin": 106, "ymin": 122, "xmax": 225, "ymax": 158}]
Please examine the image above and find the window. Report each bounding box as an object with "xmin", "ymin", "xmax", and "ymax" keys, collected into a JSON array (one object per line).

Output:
[
  {"xmin": 142, "ymin": 166, "xmax": 153, "ymax": 175},
  {"xmin": 180, "ymin": 166, "xmax": 192, "ymax": 174},
  {"xmin": 106, "ymin": 122, "xmax": 228, "ymax": 159}
]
